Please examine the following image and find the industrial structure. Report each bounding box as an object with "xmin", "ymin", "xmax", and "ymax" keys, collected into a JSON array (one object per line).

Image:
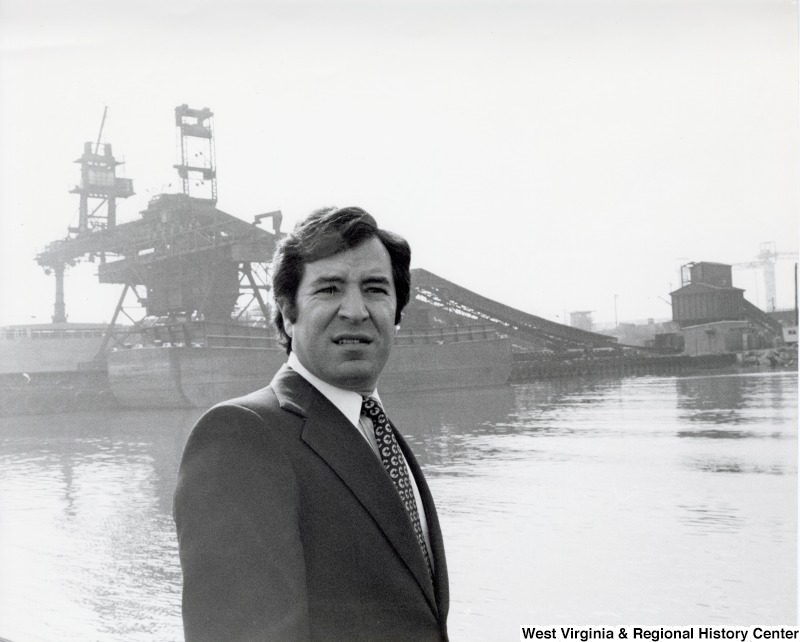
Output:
[
  {"xmin": 733, "ymin": 242, "xmax": 798, "ymax": 312},
  {"xmin": 17, "ymin": 103, "xmax": 792, "ymax": 417},
  {"xmin": 670, "ymin": 261, "xmax": 783, "ymax": 356},
  {"xmin": 569, "ymin": 311, "xmax": 594, "ymax": 332},
  {"xmin": 39, "ymin": 108, "xmax": 136, "ymax": 324},
  {"xmin": 36, "ymin": 106, "xmax": 283, "ymax": 361},
  {"xmin": 410, "ymin": 269, "xmax": 618, "ymax": 351},
  {"xmin": 173, "ymin": 105, "xmax": 218, "ymax": 203},
  {"xmin": 33, "ymin": 105, "xmax": 625, "ymax": 364}
]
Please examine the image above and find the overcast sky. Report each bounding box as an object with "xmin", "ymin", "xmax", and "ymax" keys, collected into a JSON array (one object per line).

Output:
[{"xmin": 1, "ymin": 0, "xmax": 797, "ymax": 328}]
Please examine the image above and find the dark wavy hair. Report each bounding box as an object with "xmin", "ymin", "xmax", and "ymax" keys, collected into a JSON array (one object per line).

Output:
[{"xmin": 270, "ymin": 206, "xmax": 412, "ymax": 354}]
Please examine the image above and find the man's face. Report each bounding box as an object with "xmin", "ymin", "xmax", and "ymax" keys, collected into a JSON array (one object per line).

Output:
[{"xmin": 282, "ymin": 236, "xmax": 397, "ymax": 394}]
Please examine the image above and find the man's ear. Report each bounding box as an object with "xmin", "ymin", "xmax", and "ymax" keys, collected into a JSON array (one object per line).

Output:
[{"xmin": 279, "ymin": 302, "xmax": 294, "ymax": 338}]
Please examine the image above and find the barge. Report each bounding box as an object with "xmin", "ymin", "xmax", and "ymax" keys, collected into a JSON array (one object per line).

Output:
[{"xmin": 107, "ymin": 324, "xmax": 512, "ymax": 409}]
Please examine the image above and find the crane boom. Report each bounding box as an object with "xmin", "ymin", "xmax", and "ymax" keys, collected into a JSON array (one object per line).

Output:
[{"xmin": 94, "ymin": 106, "xmax": 108, "ymax": 154}]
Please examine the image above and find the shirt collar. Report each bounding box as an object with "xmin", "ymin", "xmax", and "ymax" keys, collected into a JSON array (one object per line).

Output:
[{"xmin": 287, "ymin": 352, "xmax": 381, "ymax": 429}]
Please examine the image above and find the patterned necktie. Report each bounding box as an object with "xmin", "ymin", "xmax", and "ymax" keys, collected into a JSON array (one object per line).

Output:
[{"xmin": 361, "ymin": 396, "xmax": 434, "ymax": 580}]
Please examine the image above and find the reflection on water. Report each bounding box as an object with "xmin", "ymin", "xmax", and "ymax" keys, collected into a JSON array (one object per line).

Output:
[
  {"xmin": 676, "ymin": 372, "xmax": 789, "ymax": 426},
  {"xmin": 382, "ymin": 385, "xmax": 516, "ymax": 473},
  {"xmin": 677, "ymin": 429, "xmax": 771, "ymax": 439},
  {"xmin": 677, "ymin": 502, "xmax": 744, "ymax": 534},
  {"xmin": 0, "ymin": 372, "xmax": 796, "ymax": 641},
  {"xmin": 0, "ymin": 409, "xmax": 201, "ymax": 642}
]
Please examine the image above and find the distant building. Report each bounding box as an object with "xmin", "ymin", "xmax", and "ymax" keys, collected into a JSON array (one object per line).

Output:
[
  {"xmin": 767, "ymin": 308, "xmax": 798, "ymax": 327},
  {"xmin": 682, "ymin": 320, "xmax": 752, "ymax": 356},
  {"xmin": 670, "ymin": 262, "xmax": 782, "ymax": 343},
  {"xmin": 569, "ymin": 311, "xmax": 593, "ymax": 332},
  {"xmin": 609, "ymin": 320, "xmax": 680, "ymax": 348},
  {"xmin": 652, "ymin": 332, "xmax": 684, "ymax": 354},
  {"xmin": 671, "ymin": 262, "xmax": 745, "ymax": 326},
  {"xmin": 767, "ymin": 309, "xmax": 797, "ymax": 345}
]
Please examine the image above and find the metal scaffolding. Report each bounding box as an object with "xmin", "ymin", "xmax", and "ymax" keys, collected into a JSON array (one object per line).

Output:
[
  {"xmin": 36, "ymin": 105, "xmax": 282, "ymax": 355},
  {"xmin": 174, "ymin": 105, "xmax": 217, "ymax": 204}
]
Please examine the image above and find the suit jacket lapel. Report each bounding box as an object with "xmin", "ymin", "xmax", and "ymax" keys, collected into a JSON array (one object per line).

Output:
[{"xmin": 270, "ymin": 367, "xmax": 439, "ymax": 617}]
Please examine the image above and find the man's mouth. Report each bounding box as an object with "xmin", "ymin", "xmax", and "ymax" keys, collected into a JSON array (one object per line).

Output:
[{"xmin": 334, "ymin": 336, "xmax": 372, "ymax": 345}]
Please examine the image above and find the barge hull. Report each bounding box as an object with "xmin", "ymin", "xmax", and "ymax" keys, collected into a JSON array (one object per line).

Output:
[{"xmin": 107, "ymin": 336, "xmax": 513, "ymax": 409}]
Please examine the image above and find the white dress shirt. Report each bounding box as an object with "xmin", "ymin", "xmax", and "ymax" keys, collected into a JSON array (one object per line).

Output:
[{"xmin": 286, "ymin": 352, "xmax": 432, "ymax": 560}]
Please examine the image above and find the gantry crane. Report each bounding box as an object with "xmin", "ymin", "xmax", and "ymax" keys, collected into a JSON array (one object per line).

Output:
[
  {"xmin": 733, "ymin": 242, "xmax": 799, "ymax": 312},
  {"xmin": 36, "ymin": 105, "xmax": 283, "ymax": 359}
]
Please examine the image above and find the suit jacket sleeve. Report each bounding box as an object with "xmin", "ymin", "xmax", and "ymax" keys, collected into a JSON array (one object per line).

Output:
[{"xmin": 174, "ymin": 402, "xmax": 311, "ymax": 642}]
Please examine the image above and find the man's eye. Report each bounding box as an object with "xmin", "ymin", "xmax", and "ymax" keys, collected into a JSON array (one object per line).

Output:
[
  {"xmin": 317, "ymin": 286, "xmax": 338, "ymax": 294},
  {"xmin": 366, "ymin": 286, "xmax": 389, "ymax": 295}
]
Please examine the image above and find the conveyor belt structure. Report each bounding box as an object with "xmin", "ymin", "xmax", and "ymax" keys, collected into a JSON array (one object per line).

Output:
[{"xmin": 411, "ymin": 268, "xmax": 619, "ymax": 351}]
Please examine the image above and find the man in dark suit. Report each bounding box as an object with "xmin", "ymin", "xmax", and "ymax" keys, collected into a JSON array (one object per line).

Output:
[{"xmin": 174, "ymin": 206, "xmax": 449, "ymax": 641}]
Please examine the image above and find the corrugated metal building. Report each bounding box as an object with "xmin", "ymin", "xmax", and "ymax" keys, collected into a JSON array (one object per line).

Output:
[
  {"xmin": 669, "ymin": 261, "xmax": 785, "ymax": 354},
  {"xmin": 671, "ymin": 282, "xmax": 746, "ymax": 327},
  {"xmin": 670, "ymin": 262, "xmax": 746, "ymax": 327}
]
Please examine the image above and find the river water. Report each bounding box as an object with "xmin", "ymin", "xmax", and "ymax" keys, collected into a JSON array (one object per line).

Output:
[{"xmin": 0, "ymin": 371, "xmax": 796, "ymax": 641}]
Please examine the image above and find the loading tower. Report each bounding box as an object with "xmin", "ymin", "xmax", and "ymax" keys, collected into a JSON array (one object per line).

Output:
[
  {"xmin": 174, "ymin": 105, "xmax": 217, "ymax": 204},
  {"xmin": 41, "ymin": 108, "xmax": 135, "ymax": 322},
  {"xmin": 36, "ymin": 106, "xmax": 282, "ymax": 358}
]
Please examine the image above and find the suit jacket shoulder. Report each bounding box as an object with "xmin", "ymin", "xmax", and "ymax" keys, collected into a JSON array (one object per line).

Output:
[{"xmin": 174, "ymin": 377, "xmax": 312, "ymax": 641}]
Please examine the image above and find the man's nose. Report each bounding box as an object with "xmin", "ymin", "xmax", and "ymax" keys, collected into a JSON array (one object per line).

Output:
[{"xmin": 338, "ymin": 288, "xmax": 369, "ymax": 321}]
